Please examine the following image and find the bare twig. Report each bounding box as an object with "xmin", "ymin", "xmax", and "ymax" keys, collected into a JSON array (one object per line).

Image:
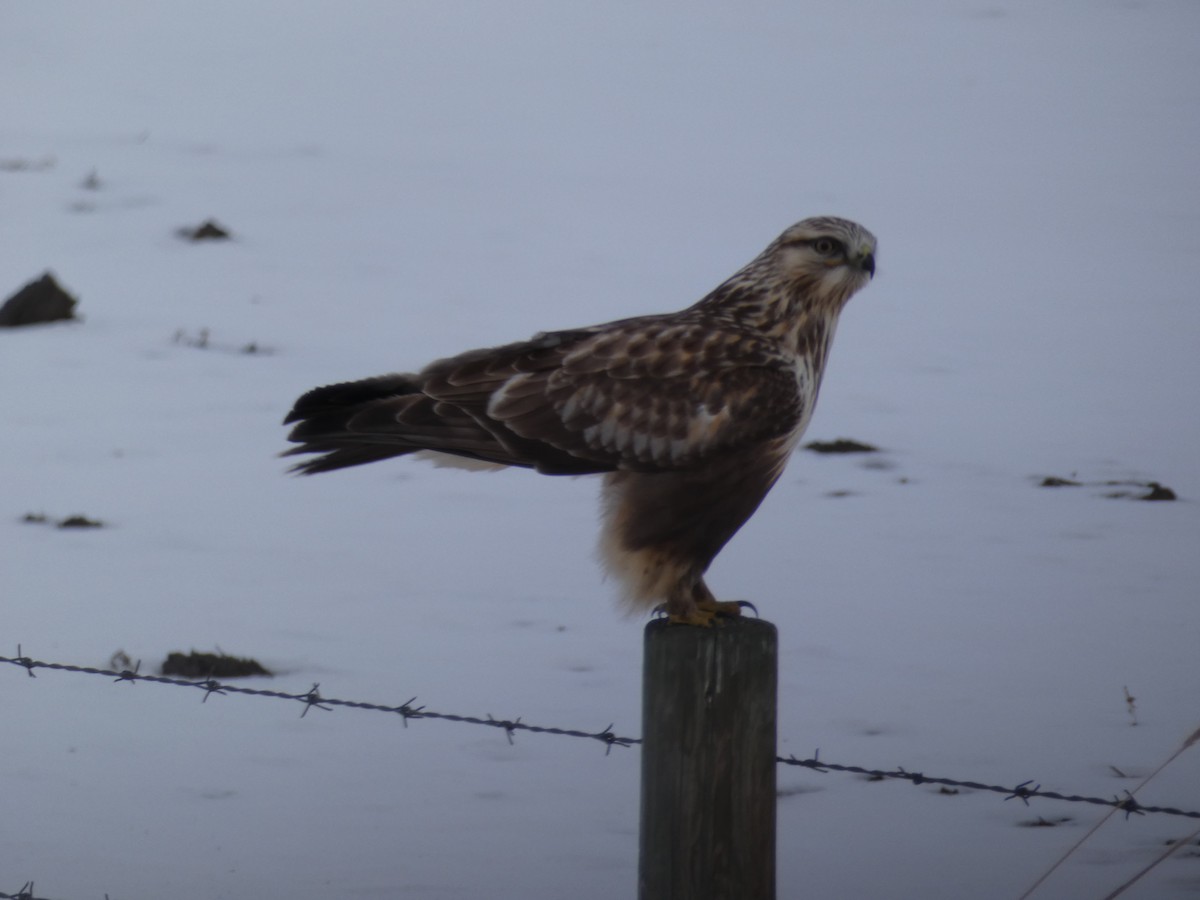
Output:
[{"xmin": 1018, "ymin": 723, "xmax": 1200, "ymax": 898}]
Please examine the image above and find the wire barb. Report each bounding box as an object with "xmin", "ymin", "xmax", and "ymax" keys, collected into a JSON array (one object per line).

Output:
[
  {"xmin": 487, "ymin": 715, "xmax": 521, "ymax": 745},
  {"xmin": 1005, "ymin": 781, "xmax": 1040, "ymax": 806},
  {"xmin": 13, "ymin": 645, "xmax": 36, "ymax": 678},
  {"xmin": 196, "ymin": 678, "xmax": 226, "ymax": 702},
  {"xmin": 395, "ymin": 696, "xmax": 425, "ymax": 726},
  {"xmin": 1115, "ymin": 791, "xmax": 1144, "ymax": 820},
  {"xmin": 297, "ymin": 683, "xmax": 331, "ymax": 717},
  {"xmin": 595, "ymin": 723, "xmax": 633, "ymax": 755},
  {"xmin": 113, "ymin": 659, "xmax": 141, "ymax": 684}
]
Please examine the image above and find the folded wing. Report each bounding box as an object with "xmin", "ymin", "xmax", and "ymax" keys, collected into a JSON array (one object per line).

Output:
[{"xmin": 283, "ymin": 318, "xmax": 804, "ymax": 476}]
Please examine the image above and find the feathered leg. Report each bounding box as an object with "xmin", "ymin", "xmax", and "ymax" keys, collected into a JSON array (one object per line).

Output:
[{"xmin": 598, "ymin": 443, "xmax": 789, "ymax": 625}]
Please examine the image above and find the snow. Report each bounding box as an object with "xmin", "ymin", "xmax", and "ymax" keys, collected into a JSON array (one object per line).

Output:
[{"xmin": 3, "ymin": 1, "xmax": 1199, "ymax": 897}]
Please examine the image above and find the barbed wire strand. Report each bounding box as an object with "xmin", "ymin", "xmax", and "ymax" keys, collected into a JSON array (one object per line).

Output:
[
  {"xmin": 0, "ymin": 882, "xmax": 51, "ymax": 900},
  {"xmin": 1, "ymin": 647, "xmax": 634, "ymax": 752},
  {"xmin": 0, "ymin": 883, "xmax": 113, "ymax": 900},
  {"xmin": 4, "ymin": 648, "xmax": 1199, "ymax": 825}
]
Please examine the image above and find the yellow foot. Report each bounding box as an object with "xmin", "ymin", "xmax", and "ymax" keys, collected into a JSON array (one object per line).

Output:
[
  {"xmin": 698, "ymin": 598, "xmax": 747, "ymax": 618},
  {"xmin": 663, "ymin": 599, "xmax": 747, "ymax": 628},
  {"xmin": 667, "ymin": 607, "xmax": 718, "ymax": 627}
]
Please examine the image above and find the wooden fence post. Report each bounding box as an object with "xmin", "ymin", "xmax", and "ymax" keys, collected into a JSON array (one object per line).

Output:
[{"xmin": 638, "ymin": 616, "xmax": 778, "ymax": 900}]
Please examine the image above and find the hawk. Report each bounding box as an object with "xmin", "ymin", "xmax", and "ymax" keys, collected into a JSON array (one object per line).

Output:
[{"xmin": 283, "ymin": 217, "xmax": 877, "ymax": 625}]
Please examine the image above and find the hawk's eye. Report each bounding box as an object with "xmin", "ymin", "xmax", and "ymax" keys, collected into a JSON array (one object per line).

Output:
[{"xmin": 812, "ymin": 237, "xmax": 841, "ymax": 257}]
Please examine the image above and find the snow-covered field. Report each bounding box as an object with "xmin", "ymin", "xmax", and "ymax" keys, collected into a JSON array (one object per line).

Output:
[{"xmin": 3, "ymin": 2, "xmax": 1199, "ymax": 897}]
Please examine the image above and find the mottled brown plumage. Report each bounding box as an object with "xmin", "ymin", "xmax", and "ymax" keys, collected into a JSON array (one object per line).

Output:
[{"xmin": 284, "ymin": 217, "xmax": 877, "ymax": 624}]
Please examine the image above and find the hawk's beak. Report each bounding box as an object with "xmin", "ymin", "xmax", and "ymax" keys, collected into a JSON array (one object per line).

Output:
[{"xmin": 859, "ymin": 251, "xmax": 876, "ymax": 278}]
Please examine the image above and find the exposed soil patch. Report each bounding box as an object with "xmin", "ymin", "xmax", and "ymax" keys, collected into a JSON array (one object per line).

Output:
[
  {"xmin": 1038, "ymin": 475, "xmax": 1176, "ymax": 501},
  {"xmin": 177, "ymin": 219, "xmax": 232, "ymax": 241},
  {"xmin": 21, "ymin": 512, "xmax": 105, "ymax": 528},
  {"xmin": 804, "ymin": 438, "xmax": 879, "ymax": 454},
  {"xmin": 161, "ymin": 650, "xmax": 272, "ymax": 678},
  {"xmin": 0, "ymin": 273, "xmax": 78, "ymax": 327},
  {"xmin": 58, "ymin": 514, "xmax": 105, "ymax": 529},
  {"xmin": 1019, "ymin": 816, "xmax": 1072, "ymax": 828}
]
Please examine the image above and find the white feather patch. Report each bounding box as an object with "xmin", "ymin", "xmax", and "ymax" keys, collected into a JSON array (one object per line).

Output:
[{"xmin": 413, "ymin": 450, "xmax": 509, "ymax": 471}]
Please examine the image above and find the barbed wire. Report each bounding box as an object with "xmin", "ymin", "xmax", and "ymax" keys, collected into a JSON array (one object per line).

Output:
[
  {"xmin": 0, "ymin": 883, "xmax": 52, "ymax": 900},
  {"xmin": 0, "ymin": 882, "xmax": 117, "ymax": 900},
  {"xmin": 0, "ymin": 647, "xmax": 636, "ymax": 752},
  {"xmin": 4, "ymin": 647, "xmax": 1198, "ymax": 823},
  {"xmin": 779, "ymin": 754, "xmax": 1200, "ymax": 820}
]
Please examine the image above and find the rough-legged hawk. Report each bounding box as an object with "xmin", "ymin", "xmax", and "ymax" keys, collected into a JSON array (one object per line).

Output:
[{"xmin": 284, "ymin": 217, "xmax": 877, "ymax": 625}]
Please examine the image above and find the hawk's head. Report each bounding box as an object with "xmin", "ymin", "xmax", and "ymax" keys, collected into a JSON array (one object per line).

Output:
[{"xmin": 771, "ymin": 216, "xmax": 877, "ymax": 307}]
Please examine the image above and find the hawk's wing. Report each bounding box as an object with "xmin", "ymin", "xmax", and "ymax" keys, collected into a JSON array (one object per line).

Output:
[{"xmin": 284, "ymin": 317, "xmax": 805, "ymax": 476}]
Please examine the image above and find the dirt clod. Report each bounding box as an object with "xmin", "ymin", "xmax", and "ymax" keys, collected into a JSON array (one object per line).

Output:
[
  {"xmin": 161, "ymin": 650, "xmax": 272, "ymax": 678},
  {"xmin": 0, "ymin": 273, "xmax": 78, "ymax": 327}
]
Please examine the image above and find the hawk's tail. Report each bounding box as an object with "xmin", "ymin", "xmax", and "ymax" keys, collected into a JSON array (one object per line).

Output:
[{"xmin": 281, "ymin": 374, "xmax": 425, "ymax": 474}]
